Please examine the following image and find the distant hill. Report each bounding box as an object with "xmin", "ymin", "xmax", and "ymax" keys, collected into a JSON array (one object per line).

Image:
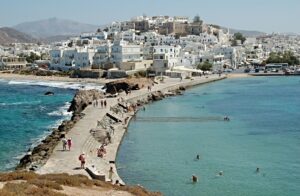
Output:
[
  {"xmin": 0, "ymin": 27, "xmax": 37, "ymax": 45},
  {"xmin": 221, "ymin": 27, "xmax": 266, "ymax": 37},
  {"xmin": 43, "ymin": 35, "xmax": 73, "ymax": 43},
  {"xmin": 13, "ymin": 18, "xmax": 99, "ymax": 38}
]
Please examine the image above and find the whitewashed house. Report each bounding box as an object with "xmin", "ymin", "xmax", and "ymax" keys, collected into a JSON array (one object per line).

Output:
[
  {"xmin": 212, "ymin": 46, "xmax": 238, "ymax": 69},
  {"xmin": 119, "ymin": 30, "xmax": 136, "ymax": 41},
  {"xmin": 50, "ymin": 47, "xmax": 94, "ymax": 71},
  {"xmin": 152, "ymin": 45, "xmax": 181, "ymax": 74},
  {"xmin": 111, "ymin": 40, "xmax": 143, "ymax": 68},
  {"xmin": 92, "ymin": 41, "xmax": 112, "ymax": 69}
]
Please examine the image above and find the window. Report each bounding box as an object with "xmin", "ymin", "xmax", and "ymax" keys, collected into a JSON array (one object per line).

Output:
[
  {"xmin": 164, "ymin": 63, "xmax": 167, "ymax": 68},
  {"xmin": 160, "ymin": 55, "xmax": 164, "ymax": 59}
]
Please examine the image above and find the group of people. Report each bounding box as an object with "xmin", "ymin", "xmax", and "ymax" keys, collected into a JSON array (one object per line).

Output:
[
  {"xmin": 97, "ymin": 144, "xmax": 107, "ymax": 158},
  {"xmin": 224, "ymin": 116, "xmax": 230, "ymax": 121},
  {"xmin": 62, "ymin": 137, "xmax": 72, "ymax": 151},
  {"xmin": 93, "ymin": 99, "xmax": 107, "ymax": 108},
  {"xmin": 192, "ymin": 154, "xmax": 261, "ymax": 183}
]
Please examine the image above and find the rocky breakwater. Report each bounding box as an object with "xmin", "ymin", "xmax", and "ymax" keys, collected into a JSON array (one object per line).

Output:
[{"xmin": 16, "ymin": 89, "xmax": 104, "ymax": 171}]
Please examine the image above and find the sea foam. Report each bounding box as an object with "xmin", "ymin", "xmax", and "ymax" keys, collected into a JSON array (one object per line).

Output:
[{"xmin": 7, "ymin": 80, "xmax": 104, "ymax": 91}]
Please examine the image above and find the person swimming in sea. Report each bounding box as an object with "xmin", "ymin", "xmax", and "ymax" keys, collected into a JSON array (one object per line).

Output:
[
  {"xmin": 215, "ymin": 171, "xmax": 223, "ymax": 177},
  {"xmin": 224, "ymin": 116, "xmax": 230, "ymax": 121},
  {"xmin": 192, "ymin": 175, "xmax": 198, "ymax": 183},
  {"xmin": 196, "ymin": 154, "xmax": 200, "ymax": 160},
  {"xmin": 256, "ymin": 167, "xmax": 260, "ymax": 173}
]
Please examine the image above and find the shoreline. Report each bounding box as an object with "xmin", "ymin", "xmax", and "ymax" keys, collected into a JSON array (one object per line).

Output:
[
  {"xmin": 10, "ymin": 74, "xmax": 226, "ymax": 185},
  {"xmin": 0, "ymin": 73, "xmax": 116, "ymax": 84},
  {"xmin": 35, "ymin": 74, "xmax": 227, "ymax": 185}
]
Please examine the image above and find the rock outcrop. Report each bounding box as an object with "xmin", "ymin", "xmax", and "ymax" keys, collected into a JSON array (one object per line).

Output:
[
  {"xmin": 104, "ymin": 78, "xmax": 153, "ymax": 94},
  {"xmin": 104, "ymin": 81, "xmax": 136, "ymax": 94},
  {"xmin": 68, "ymin": 89, "xmax": 104, "ymax": 114}
]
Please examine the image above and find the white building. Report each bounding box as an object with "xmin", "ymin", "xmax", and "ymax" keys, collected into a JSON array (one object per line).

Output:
[
  {"xmin": 50, "ymin": 47, "xmax": 94, "ymax": 71},
  {"xmin": 118, "ymin": 30, "xmax": 136, "ymax": 41},
  {"xmin": 0, "ymin": 56, "xmax": 27, "ymax": 70},
  {"xmin": 107, "ymin": 22, "xmax": 122, "ymax": 35},
  {"xmin": 212, "ymin": 46, "xmax": 238, "ymax": 68},
  {"xmin": 136, "ymin": 31, "xmax": 160, "ymax": 45},
  {"xmin": 173, "ymin": 16, "xmax": 189, "ymax": 23},
  {"xmin": 180, "ymin": 33, "xmax": 219, "ymax": 45},
  {"xmin": 92, "ymin": 41, "xmax": 112, "ymax": 68},
  {"xmin": 111, "ymin": 40, "xmax": 143, "ymax": 68},
  {"xmin": 152, "ymin": 45, "xmax": 181, "ymax": 74}
]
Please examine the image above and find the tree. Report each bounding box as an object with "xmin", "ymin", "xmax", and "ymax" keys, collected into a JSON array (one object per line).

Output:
[
  {"xmin": 231, "ymin": 32, "xmax": 246, "ymax": 46},
  {"xmin": 67, "ymin": 41, "xmax": 73, "ymax": 47},
  {"xmin": 266, "ymin": 51, "xmax": 300, "ymax": 65},
  {"xmin": 197, "ymin": 61, "xmax": 213, "ymax": 71},
  {"xmin": 193, "ymin": 15, "xmax": 202, "ymax": 23},
  {"xmin": 25, "ymin": 52, "xmax": 41, "ymax": 63}
]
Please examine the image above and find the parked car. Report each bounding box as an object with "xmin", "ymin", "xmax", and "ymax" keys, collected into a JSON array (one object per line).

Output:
[{"xmin": 244, "ymin": 68, "xmax": 251, "ymax": 73}]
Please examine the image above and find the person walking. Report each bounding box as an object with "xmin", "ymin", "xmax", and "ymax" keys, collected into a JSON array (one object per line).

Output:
[
  {"xmin": 108, "ymin": 166, "xmax": 114, "ymax": 181},
  {"xmin": 67, "ymin": 138, "xmax": 72, "ymax": 151},
  {"xmin": 62, "ymin": 137, "xmax": 67, "ymax": 151},
  {"xmin": 104, "ymin": 100, "xmax": 107, "ymax": 108},
  {"xmin": 79, "ymin": 152, "xmax": 86, "ymax": 169}
]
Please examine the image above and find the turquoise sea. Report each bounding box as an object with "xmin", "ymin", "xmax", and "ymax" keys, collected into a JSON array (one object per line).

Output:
[
  {"xmin": 117, "ymin": 77, "xmax": 300, "ymax": 196},
  {"xmin": 0, "ymin": 80, "xmax": 75, "ymax": 171}
]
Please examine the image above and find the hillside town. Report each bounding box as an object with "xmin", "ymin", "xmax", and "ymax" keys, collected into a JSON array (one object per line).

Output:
[{"xmin": 1, "ymin": 15, "xmax": 300, "ymax": 77}]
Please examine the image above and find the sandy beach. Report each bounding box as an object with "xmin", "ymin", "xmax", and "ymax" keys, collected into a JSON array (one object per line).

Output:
[
  {"xmin": 226, "ymin": 73, "xmax": 252, "ymax": 78},
  {"xmin": 27, "ymin": 74, "xmax": 226, "ymax": 185},
  {"xmin": 0, "ymin": 73, "xmax": 113, "ymax": 84}
]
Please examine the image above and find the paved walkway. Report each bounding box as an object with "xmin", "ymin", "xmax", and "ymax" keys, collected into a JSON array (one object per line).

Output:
[{"xmin": 37, "ymin": 75, "xmax": 226, "ymax": 183}]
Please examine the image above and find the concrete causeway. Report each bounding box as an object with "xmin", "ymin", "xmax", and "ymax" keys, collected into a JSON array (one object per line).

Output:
[{"xmin": 37, "ymin": 75, "xmax": 226, "ymax": 184}]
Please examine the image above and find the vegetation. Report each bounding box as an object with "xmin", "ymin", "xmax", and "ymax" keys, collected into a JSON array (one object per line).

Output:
[
  {"xmin": 266, "ymin": 51, "xmax": 299, "ymax": 65},
  {"xmin": 193, "ymin": 15, "xmax": 202, "ymax": 23},
  {"xmin": 20, "ymin": 52, "xmax": 41, "ymax": 63},
  {"xmin": 197, "ymin": 61, "xmax": 213, "ymax": 71},
  {"xmin": 231, "ymin": 32, "xmax": 246, "ymax": 46},
  {"xmin": 13, "ymin": 69, "xmax": 73, "ymax": 77},
  {"xmin": 134, "ymin": 70, "xmax": 147, "ymax": 78},
  {"xmin": 0, "ymin": 172, "xmax": 161, "ymax": 196}
]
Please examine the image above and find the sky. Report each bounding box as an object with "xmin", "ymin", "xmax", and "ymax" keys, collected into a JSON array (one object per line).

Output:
[{"xmin": 0, "ymin": 0, "xmax": 299, "ymax": 33}]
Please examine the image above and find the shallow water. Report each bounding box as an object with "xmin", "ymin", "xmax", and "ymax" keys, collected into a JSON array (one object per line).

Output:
[
  {"xmin": 0, "ymin": 80, "xmax": 74, "ymax": 170},
  {"xmin": 117, "ymin": 77, "xmax": 300, "ymax": 196}
]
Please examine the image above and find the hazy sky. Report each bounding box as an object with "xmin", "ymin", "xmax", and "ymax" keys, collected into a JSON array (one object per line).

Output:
[{"xmin": 1, "ymin": 0, "xmax": 299, "ymax": 33}]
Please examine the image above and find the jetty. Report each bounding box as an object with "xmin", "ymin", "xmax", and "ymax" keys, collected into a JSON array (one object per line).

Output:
[{"xmin": 37, "ymin": 75, "xmax": 226, "ymax": 184}]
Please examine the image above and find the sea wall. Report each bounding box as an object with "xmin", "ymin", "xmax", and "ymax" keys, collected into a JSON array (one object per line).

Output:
[{"xmin": 16, "ymin": 89, "xmax": 105, "ymax": 171}]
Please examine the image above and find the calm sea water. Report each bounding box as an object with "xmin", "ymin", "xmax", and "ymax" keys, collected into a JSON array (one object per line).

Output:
[
  {"xmin": 0, "ymin": 80, "xmax": 75, "ymax": 171},
  {"xmin": 117, "ymin": 77, "xmax": 300, "ymax": 196}
]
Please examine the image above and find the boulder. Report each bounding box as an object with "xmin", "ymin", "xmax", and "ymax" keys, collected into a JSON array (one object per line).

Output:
[
  {"xmin": 44, "ymin": 91, "xmax": 54, "ymax": 96},
  {"xmin": 179, "ymin": 86, "xmax": 186, "ymax": 91},
  {"xmin": 104, "ymin": 81, "xmax": 142, "ymax": 94},
  {"xmin": 68, "ymin": 90, "xmax": 104, "ymax": 114},
  {"xmin": 151, "ymin": 91, "xmax": 165, "ymax": 101}
]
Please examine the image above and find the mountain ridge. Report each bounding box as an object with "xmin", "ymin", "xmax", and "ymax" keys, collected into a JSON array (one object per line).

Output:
[
  {"xmin": 13, "ymin": 18, "xmax": 99, "ymax": 38},
  {"xmin": 0, "ymin": 27, "xmax": 38, "ymax": 45}
]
